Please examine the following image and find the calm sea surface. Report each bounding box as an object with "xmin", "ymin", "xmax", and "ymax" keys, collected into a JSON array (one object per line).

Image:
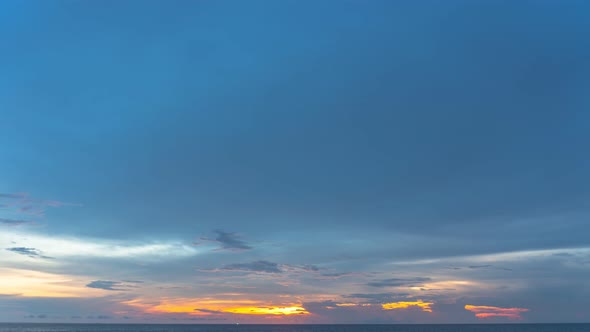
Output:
[{"xmin": 1, "ymin": 324, "xmax": 589, "ymax": 332}]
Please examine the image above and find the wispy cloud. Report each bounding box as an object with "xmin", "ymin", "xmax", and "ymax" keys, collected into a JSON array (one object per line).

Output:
[
  {"xmin": 0, "ymin": 192, "xmax": 78, "ymax": 217},
  {"xmin": 221, "ymin": 260, "xmax": 282, "ymax": 273},
  {"xmin": 196, "ymin": 230, "xmax": 253, "ymax": 251},
  {"xmin": 281, "ymin": 264, "xmax": 320, "ymax": 274},
  {"xmin": 300, "ymin": 264, "xmax": 319, "ymax": 272},
  {"xmin": 194, "ymin": 308, "xmax": 225, "ymax": 314},
  {"xmin": 0, "ymin": 218, "xmax": 32, "ymax": 226},
  {"xmin": 6, "ymin": 247, "xmax": 52, "ymax": 259},
  {"xmin": 367, "ymin": 277, "xmax": 431, "ymax": 288},
  {"xmin": 0, "ymin": 229, "xmax": 199, "ymax": 260},
  {"xmin": 464, "ymin": 305, "xmax": 529, "ymax": 319},
  {"xmin": 343, "ymin": 293, "xmax": 409, "ymax": 303},
  {"xmin": 86, "ymin": 280, "xmax": 126, "ymax": 291}
]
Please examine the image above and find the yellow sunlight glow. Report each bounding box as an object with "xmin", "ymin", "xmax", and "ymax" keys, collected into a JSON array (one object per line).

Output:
[
  {"xmin": 382, "ymin": 300, "xmax": 433, "ymax": 312},
  {"xmin": 0, "ymin": 268, "xmax": 104, "ymax": 298},
  {"xmin": 225, "ymin": 306, "xmax": 308, "ymax": 315}
]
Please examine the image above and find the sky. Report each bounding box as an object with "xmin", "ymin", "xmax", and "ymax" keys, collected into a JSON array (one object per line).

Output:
[{"xmin": 1, "ymin": 0, "xmax": 590, "ymax": 324}]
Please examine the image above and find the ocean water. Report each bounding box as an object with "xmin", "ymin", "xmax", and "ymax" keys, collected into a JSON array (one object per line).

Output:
[{"xmin": 0, "ymin": 324, "xmax": 589, "ymax": 332}]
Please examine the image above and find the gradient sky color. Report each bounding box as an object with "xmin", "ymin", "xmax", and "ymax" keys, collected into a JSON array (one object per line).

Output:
[{"xmin": 1, "ymin": 0, "xmax": 590, "ymax": 324}]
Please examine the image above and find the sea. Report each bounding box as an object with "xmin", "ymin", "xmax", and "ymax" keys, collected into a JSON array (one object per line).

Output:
[{"xmin": 0, "ymin": 325, "xmax": 589, "ymax": 332}]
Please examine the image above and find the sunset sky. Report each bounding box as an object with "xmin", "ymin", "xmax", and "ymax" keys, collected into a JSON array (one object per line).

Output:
[{"xmin": 1, "ymin": 0, "xmax": 589, "ymax": 324}]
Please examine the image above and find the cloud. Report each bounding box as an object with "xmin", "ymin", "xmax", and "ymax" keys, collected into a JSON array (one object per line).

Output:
[
  {"xmin": 209, "ymin": 260, "xmax": 317, "ymax": 275},
  {"xmin": 464, "ymin": 305, "xmax": 529, "ymax": 319},
  {"xmin": 221, "ymin": 260, "xmax": 282, "ymax": 273},
  {"xmin": 300, "ymin": 264, "xmax": 319, "ymax": 272},
  {"xmin": 343, "ymin": 293, "xmax": 409, "ymax": 304},
  {"xmin": 185, "ymin": 317, "xmax": 228, "ymax": 321},
  {"xmin": 0, "ymin": 193, "xmax": 27, "ymax": 199},
  {"xmin": 321, "ymin": 272, "xmax": 350, "ymax": 278},
  {"xmin": 0, "ymin": 229, "xmax": 199, "ymax": 260},
  {"xmin": 198, "ymin": 230, "xmax": 252, "ymax": 251},
  {"xmin": 367, "ymin": 277, "xmax": 431, "ymax": 288},
  {"xmin": 382, "ymin": 300, "xmax": 433, "ymax": 313},
  {"xmin": 0, "ymin": 218, "xmax": 32, "ymax": 226},
  {"xmin": 281, "ymin": 264, "xmax": 320, "ymax": 273},
  {"xmin": 6, "ymin": 247, "xmax": 52, "ymax": 259},
  {"xmin": 303, "ymin": 300, "xmax": 341, "ymax": 311},
  {"xmin": 461, "ymin": 264, "xmax": 513, "ymax": 271},
  {"xmin": 313, "ymin": 272, "xmax": 357, "ymax": 280},
  {"xmin": 0, "ymin": 192, "xmax": 78, "ymax": 217},
  {"xmin": 85, "ymin": 281, "xmax": 125, "ymax": 291},
  {"xmin": 194, "ymin": 308, "xmax": 224, "ymax": 314}
]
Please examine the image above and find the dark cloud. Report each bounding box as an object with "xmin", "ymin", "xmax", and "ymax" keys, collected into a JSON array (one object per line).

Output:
[
  {"xmin": 221, "ymin": 260, "xmax": 282, "ymax": 273},
  {"xmin": 445, "ymin": 264, "xmax": 513, "ymax": 271},
  {"xmin": 367, "ymin": 277, "xmax": 431, "ymax": 288},
  {"xmin": 303, "ymin": 300, "xmax": 340, "ymax": 311},
  {"xmin": 6, "ymin": 247, "xmax": 52, "ymax": 259},
  {"xmin": 186, "ymin": 317, "xmax": 227, "ymax": 321},
  {"xmin": 194, "ymin": 308, "xmax": 224, "ymax": 314},
  {"xmin": 321, "ymin": 272, "xmax": 350, "ymax": 277},
  {"xmin": 301, "ymin": 264, "xmax": 319, "ymax": 272},
  {"xmin": 198, "ymin": 230, "xmax": 253, "ymax": 251},
  {"xmin": 282, "ymin": 264, "xmax": 321, "ymax": 273},
  {"xmin": 0, "ymin": 218, "xmax": 32, "ymax": 226},
  {"xmin": 85, "ymin": 280, "xmax": 125, "ymax": 291},
  {"xmin": 343, "ymin": 293, "xmax": 410, "ymax": 303},
  {"xmin": 468, "ymin": 265, "xmax": 492, "ymax": 269}
]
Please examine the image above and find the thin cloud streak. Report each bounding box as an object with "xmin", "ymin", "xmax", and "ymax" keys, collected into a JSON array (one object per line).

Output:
[
  {"xmin": 465, "ymin": 305, "xmax": 529, "ymax": 320},
  {"xmin": 6, "ymin": 247, "xmax": 53, "ymax": 259},
  {"xmin": 0, "ymin": 218, "xmax": 32, "ymax": 226}
]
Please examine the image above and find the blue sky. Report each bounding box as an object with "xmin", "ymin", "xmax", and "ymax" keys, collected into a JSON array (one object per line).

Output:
[{"xmin": 1, "ymin": 0, "xmax": 589, "ymax": 323}]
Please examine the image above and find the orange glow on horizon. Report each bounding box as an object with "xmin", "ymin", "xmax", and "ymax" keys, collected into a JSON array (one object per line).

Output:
[
  {"xmin": 123, "ymin": 298, "xmax": 308, "ymax": 316},
  {"xmin": 465, "ymin": 304, "xmax": 529, "ymax": 319},
  {"xmin": 382, "ymin": 300, "xmax": 433, "ymax": 312}
]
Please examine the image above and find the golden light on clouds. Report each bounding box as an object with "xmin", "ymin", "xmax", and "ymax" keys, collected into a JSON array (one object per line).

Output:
[
  {"xmin": 465, "ymin": 304, "xmax": 529, "ymax": 319},
  {"xmin": 415, "ymin": 279, "xmax": 482, "ymax": 292},
  {"xmin": 225, "ymin": 306, "xmax": 308, "ymax": 315},
  {"xmin": 335, "ymin": 303, "xmax": 358, "ymax": 307},
  {"xmin": 382, "ymin": 300, "xmax": 433, "ymax": 312}
]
